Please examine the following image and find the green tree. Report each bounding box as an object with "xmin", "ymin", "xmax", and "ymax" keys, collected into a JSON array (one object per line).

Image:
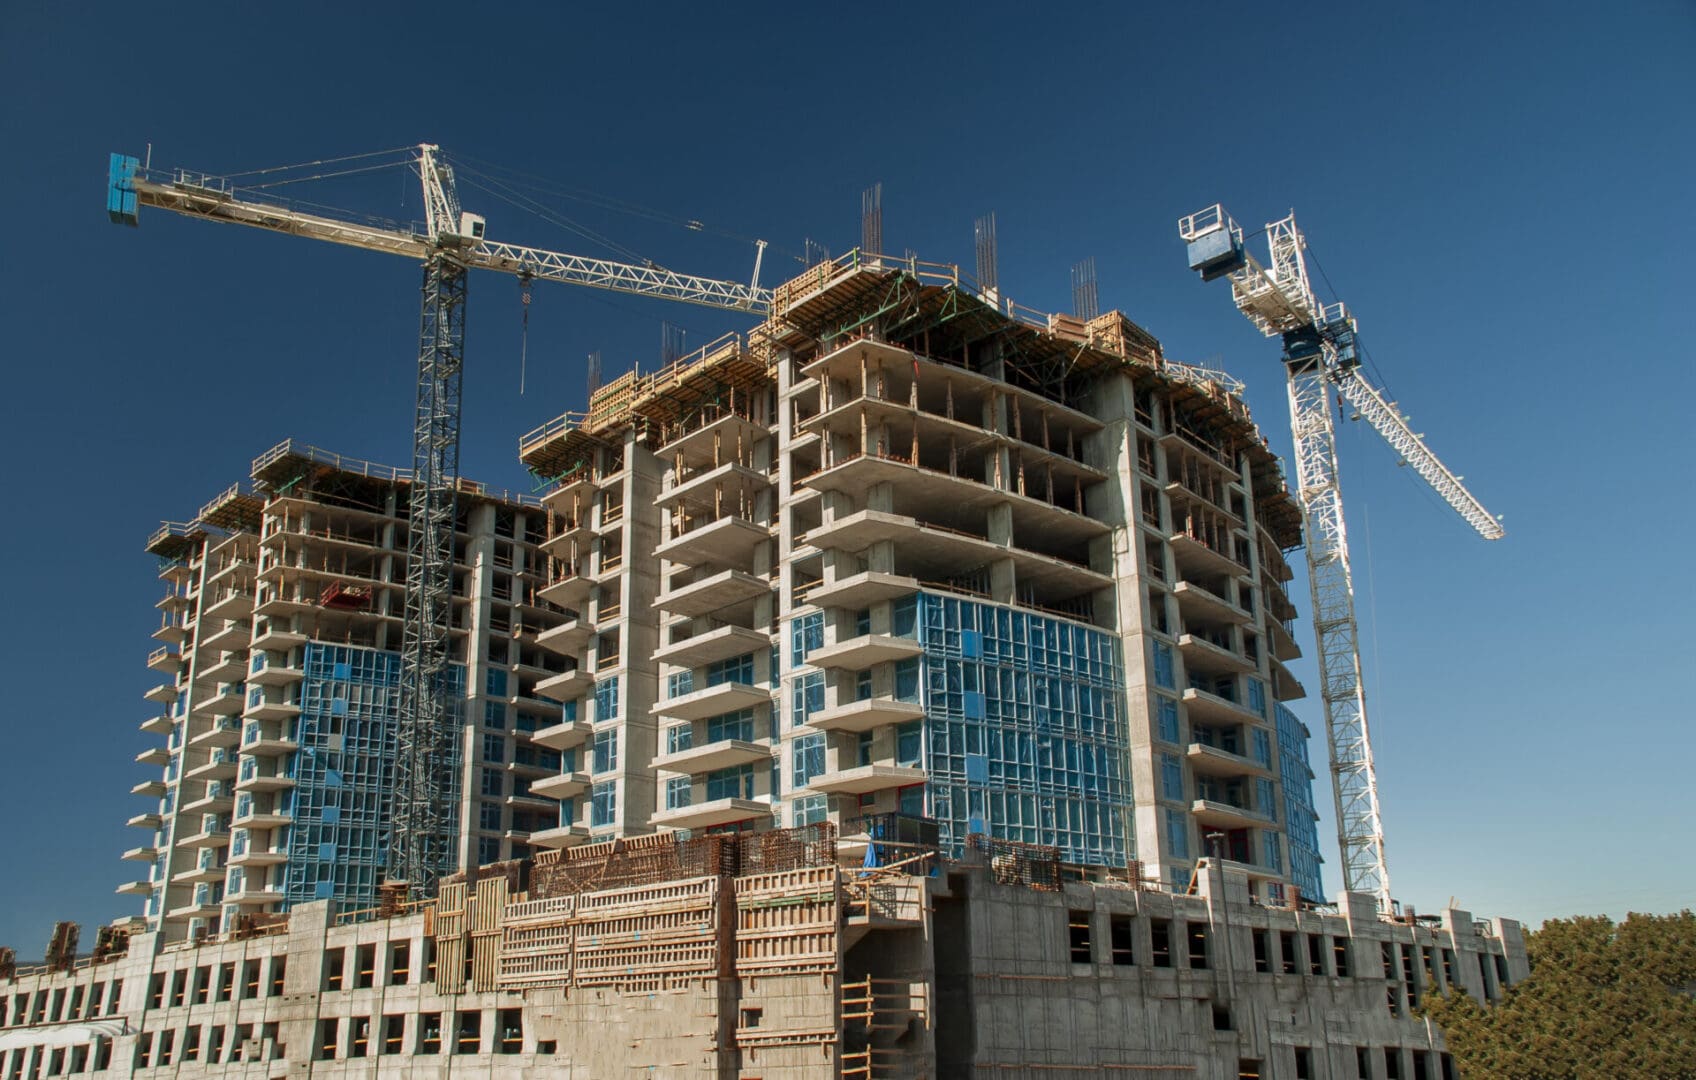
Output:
[{"xmin": 1421, "ymin": 911, "xmax": 1696, "ymax": 1079}]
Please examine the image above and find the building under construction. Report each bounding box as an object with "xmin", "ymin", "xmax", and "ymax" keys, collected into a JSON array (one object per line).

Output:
[
  {"xmin": 0, "ymin": 825, "xmax": 1524, "ymax": 1079},
  {"xmin": 515, "ymin": 250, "xmax": 1322, "ymax": 902},
  {"xmin": 0, "ymin": 250, "xmax": 1530, "ymax": 1077}
]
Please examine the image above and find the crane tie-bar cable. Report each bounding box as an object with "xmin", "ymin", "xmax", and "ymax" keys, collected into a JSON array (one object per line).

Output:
[{"xmin": 218, "ymin": 145, "xmax": 419, "ymax": 180}]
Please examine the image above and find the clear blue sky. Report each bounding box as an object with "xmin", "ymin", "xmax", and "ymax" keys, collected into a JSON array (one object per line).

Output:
[{"xmin": 2, "ymin": 1, "xmax": 1690, "ymax": 950}]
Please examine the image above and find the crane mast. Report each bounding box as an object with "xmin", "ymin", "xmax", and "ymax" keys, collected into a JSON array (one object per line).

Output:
[
  {"xmin": 109, "ymin": 144, "xmax": 770, "ymax": 898},
  {"xmin": 1178, "ymin": 205, "xmax": 1502, "ymax": 911}
]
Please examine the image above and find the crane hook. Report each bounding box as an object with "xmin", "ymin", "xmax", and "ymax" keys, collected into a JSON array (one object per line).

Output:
[{"xmin": 518, "ymin": 270, "xmax": 534, "ymax": 396}]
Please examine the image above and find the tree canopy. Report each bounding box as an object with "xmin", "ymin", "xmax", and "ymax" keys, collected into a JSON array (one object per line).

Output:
[{"xmin": 1422, "ymin": 911, "xmax": 1696, "ymax": 1079}]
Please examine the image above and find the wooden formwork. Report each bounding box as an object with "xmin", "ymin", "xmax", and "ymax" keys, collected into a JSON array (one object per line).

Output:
[
  {"xmin": 572, "ymin": 876, "xmax": 725, "ymax": 987},
  {"xmin": 1086, "ymin": 310, "xmax": 1164, "ymax": 368},
  {"xmin": 470, "ymin": 875, "xmax": 509, "ymax": 992},
  {"xmin": 734, "ymin": 867, "xmax": 840, "ymax": 975},
  {"xmin": 434, "ymin": 881, "xmax": 469, "ymax": 994},
  {"xmin": 498, "ymin": 895, "xmax": 577, "ymax": 988},
  {"xmin": 586, "ymin": 369, "xmax": 643, "ymax": 433}
]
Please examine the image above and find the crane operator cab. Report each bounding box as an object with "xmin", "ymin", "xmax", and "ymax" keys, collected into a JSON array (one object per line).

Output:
[{"xmin": 439, "ymin": 212, "xmax": 486, "ymax": 248}]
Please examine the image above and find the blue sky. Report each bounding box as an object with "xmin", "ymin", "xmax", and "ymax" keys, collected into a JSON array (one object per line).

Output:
[{"xmin": 2, "ymin": 1, "xmax": 1691, "ymax": 949}]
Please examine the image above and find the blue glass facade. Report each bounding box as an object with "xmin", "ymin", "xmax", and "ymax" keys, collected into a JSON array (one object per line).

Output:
[
  {"xmin": 1275, "ymin": 703, "xmax": 1326, "ymax": 900},
  {"xmin": 278, "ymin": 643, "xmax": 465, "ymax": 909},
  {"xmin": 910, "ymin": 592, "xmax": 1130, "ymax": 866}
]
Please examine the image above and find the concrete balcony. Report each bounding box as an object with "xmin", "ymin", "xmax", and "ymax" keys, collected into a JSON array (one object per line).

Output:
[
  {"xmin": 178, "ymin": 825, "xmax": 230, "ymax": 849},
  {"xmin": 653, "ymin": 624, "xmax": 771, "ymax": 670},
  {"xmin": 187, "ymin": 718, "xmax": 243, "ymax": 751},
  {"xmin": 1186, "ymin": 742, "xmax": 1272, "ymax": 780},
  {"xmin": 147, "ymin": 647, "xmax": 181, "ymax": 674},
  {"xmin": 808, "ymin": 509, "xmax": 1110, "ymax": 598},
  {"xmin": 1266, "ymin": 618, "xmax": 1302, "ymax": 662},
  {"xmin": 171, "ymin": 862, "xmax": 227, "ymax": 886},
  {"xmin": 809, "ymin": 764, "xmax": 927, "ymax": 795},
  {"xmin": 180, "ymin": 791, "xmax": 235, "ymax": 817},
  {"xmin": 144, "ymin": 682, "xmax": 179, "ymax": 705},
  {"xmin": 1172, "ymin": 582, "xmax": 1251, "ymax": 630},
  {"xmin": 224, "ymin": 888, "xmax": 285, "ymax": 907},
  {"xmin": 135, "ymin": 746, "xmax": 171, "ymax": 768},
  {"xmin": 131, "ymin": 779, "xmax": 167, "ymax": 798},
  {"xmin": 243, "ymin": 696, "xmax": 301, "ymax": 722},
  {"xmin": 140, "ymin": 714, "xmax": 174, "ymax": 736},
  {"xmin": 651, "ymin": 682, "xmax": 771, "ymax": 722},
  {"xmin": 235, "ymin": 770, "xmax": 297, "ymax": 794},
  {"xmin": 115, "ymin": 880, "xmax": 153, "ymax": 897},
  {"xmin": 530, "ymin": 771, "xmax": 591, "ymax": 800},
  {"xmin": 539, "ymin": 517, "xmax": 592, "ymax": 557},
  {"xmin": 807, "ymin": 697, "xmax": 925, "ymax": 734},
  {"xmin": 535, "ymin": 667, "xmax": 594, "ymax": 703},
  {"xmin": 184, "ymin": 755, "xmax": 238, "ymax": 784},
  {"xmin": 653, "ymin": 738, "xmax": 772, "ymax": 775},
  {"xmin": 658, "ymin": 461, "xmax": 771, "ymax": 510},
  {"xmin": 1169, "ymin": 533, "xmax": 1247, "ymax": 580},
  {"xmin": 203, "ymin": 589, "xmax": 255, "ymax": 622},
  {"xmin": 1270, "ymin": 659, "xmax": 1306, "ymax": 702},
  {"xmin": 196, "ymin": 653, "xmax": 246, "ymax": 686},
  {"xmin": 239, "ymin": 724, "xmax": 299, "ymax": 757},
  {"xmin": 802, "ymin": 571, "xmax": 920, "ymax": 611},
  {"xmin": 122, "ymin": 845, "xmax": 160, "ymax": 862},
  {"xmin": 658, "ymin": 409, "xmax": 768, "ymax": 462},
  {"xmin": 1182, "ymin": 687, "xmax": 1261, "ymax": 725},
  {"xmin": 807, "ymin": 634, "xmax": 923, "ymax": 671},
  {"xmin": 192, "ymin": 687, "xmax": 248, "ymax": 719},
  {"xmin": 228, "ymin": 849, "xmax": 288, "ymax": 869},
  {"xmin": 539, "ymin": 468, "xmax": 597, "ymax": 510},
  {"xmin": 655, "ymin": 515, "xmax": 770, "ymax": 573},
  {"xmin": 253, "ymin": 592, "xmax": 315, "ymax": 619},
  {"xmin": 531, "ymin": 718, "xmax": 592, "ymax": 751},
  {"xmin": 127, "ymin": 812, "xmax": 163, "ymax": 830},
  {"xmin": 247, "ymin": 657, "xmax": 304, "ymax": 687},
  {"xmin": 505, "ymin": 792, "xmax": 558, "ymax": 814},
  {"xmin": 650, "ymin": 797, "xmax": 771, "ymax": 832},
  {"xmin": 153, "ymin": 619, "xmax": 189, "ymax": 647},
  {"xmin": 250, "ymin": 623, "xmax": 309, "ymax": 652},
  {"xmin": 529, "ymin": 823, "xmax": 593, "ymax": 849},
  {"xmin": 538, "ymin": 572, "xmax": 594, "ymax": 609},
  {"xmin": 1178, "ymin": 633, "xmax": 1256, "ymax": 676},
  {"xmin": 233, "ymin": 807, "xmax": 292, "ymax": 830},
  {"xmin": 1191, "ymin": 799, "xmax": 1271, "ymax": 832},
  {"xmin": 201, "ymin": 620, "xmax": 251, "ymax": 654},
  {"xmin": 536, "ymin": 616, "xmax": 593, "ymax": 656},
  {"xmin": 166, "ymin": 900, "xmax": 224, "ymax": 921},
  {"xmin": 654, "ymin": 568, "xmax": 770, "ymax": 618}
]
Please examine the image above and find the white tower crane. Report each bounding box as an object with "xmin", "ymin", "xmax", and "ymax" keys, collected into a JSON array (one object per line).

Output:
[
  {"xmin": 1177, "ymin": 206, "xmax": 1502, "ymax": 911},
  {"xmin": 108, "ymin": 145, "xmax": 770, "ymax": 897}
]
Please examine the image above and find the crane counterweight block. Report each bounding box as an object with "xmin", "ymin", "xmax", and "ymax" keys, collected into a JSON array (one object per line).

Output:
[{"xmin": 107, "ymin": 153, "xmax": 140, "ymax": 227}]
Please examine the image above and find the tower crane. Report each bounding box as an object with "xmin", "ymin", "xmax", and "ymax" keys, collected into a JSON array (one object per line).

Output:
[
  {"xmin": 1177, "ymin": 206, "xmax": 1502, "ymax": 911},
  {"xmin": 107, "ymin": 145, "xmax": 771, "ymax": 898}
]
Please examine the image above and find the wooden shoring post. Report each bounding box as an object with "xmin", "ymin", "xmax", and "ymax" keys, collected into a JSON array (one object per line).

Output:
[
  {"xmin": 859, "ymin": 407, "xmax": 868, "ymax": 457},
  {"xmin": 945, "ymin": 378, "xmax": 954, "ymax": 421},
  {"xmin": 1042, "ymin": 409, "xmax": 1051, "ymax": 451},
  {"xmin": 949, "ymin": 435, "xmax": 958, "ymax": 477},
  {"xmin": 1012, "ymin": 397, "xmax": 1022, "ymax": 442}
]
